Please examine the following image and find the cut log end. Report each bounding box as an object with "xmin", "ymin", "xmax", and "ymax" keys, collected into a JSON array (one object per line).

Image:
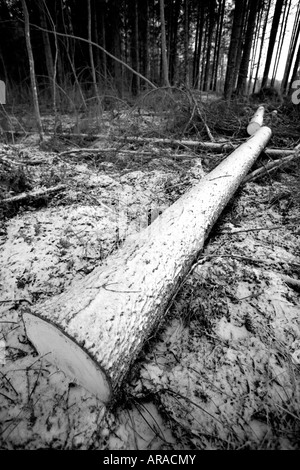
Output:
[
  {"xmin": 247, "ymin": 106, "xmax": 265, "ymax": 136},
  {"xmin": 247, "ymin": 121, "xmax": 261, "ymax": 136},
  {"xmin": 23, "ymin": 312, "xmax": 112, "ymax": 403}
]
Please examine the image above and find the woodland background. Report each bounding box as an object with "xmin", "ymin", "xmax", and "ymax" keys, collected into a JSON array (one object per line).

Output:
[{"xmin": 1, "ymin": 0, "xmax": 300, "ymax": 111}]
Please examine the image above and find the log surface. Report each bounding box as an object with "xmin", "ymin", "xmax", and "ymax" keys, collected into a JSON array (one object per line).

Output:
[{"xmin": 23, "ymin": 126, "xmax": 272, "ymax": 403}]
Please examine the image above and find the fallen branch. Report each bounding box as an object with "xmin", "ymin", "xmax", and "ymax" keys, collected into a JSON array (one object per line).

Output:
[
  {"xmin": 243, "ymin": 147, "xmax": 300, "ymax": 183},
  {"xmin": 0, "ymin": 184, "xmax": 66, "ymax": 204},
  {"xmin": 51, "ymin": 134, "xmax": 299, "ymax": 160},
  {"xmin": 0, "ymin": 155, "xmax": 53, "ymax": 166},
  {"xmin": 1, "ymin": 130, "xmax": 296, "ymax": 159},
  {"xmin": 58, "ymin": 147, "xmax": 200, "ymax": 160},
  {"xmin": 218, "ymin": 223, "xmax": 296, "ymax": 234}
]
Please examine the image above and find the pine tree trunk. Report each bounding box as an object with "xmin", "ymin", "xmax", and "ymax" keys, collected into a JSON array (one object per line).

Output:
[
  {"xmin": 261, "ymin": 0, "xmax": 285, "ymax": 89},
  {"xmin": 87, "ymin": 0, "xmax": 100, "ymax": 105},
  {"xmin": 131, "ymin": 0, "xmax": 140, "ymax": 95},
  {"xmin": 99, "ymin": 4, "xmax": 108, "ymax": 83},
  {"xmin": 289, "ymin": 36, "xmax": 300, "ymax": 93},
  {"xmin": 93, "ymin": 4, "xmax": 101, "ymax": 83},
  {"xmin": 140, "ymin": 0, "xmax": 150, "ymax": 84},
  {"xmin": 184, "ymin": 0, "xmax": 190, "ymax": 87},
  {"xmin": 21, "ymin": 0, "xmax": 43, "ymax": 142},
  {"xmin": 159, "ymin": 0, "xmax": 170, "ymax": 87},
  {"xmin": 38, "ymin": 2, "xmax": 54, "ymax": 100},
  {"xmin": 203, "ymin": 4, "xmax": 215, "ymax": 91},
  {"xmin": 271, "ymin": 0, "xmax": 290, "ymax": 86},
  {"xmin": 23, "ymin": 126, "xmax": 272, "ymax": 403},
  {"xmin": 236, "ymin": 0, "xmax": 260, "ymax": 95},
  {"xmin": 224, "ymin": 0, "xmax": 247, "ymax": 99},
  {"xmin": 192, "ymin": 1, "xmax": 201, "ymax": 87},
  {"xmin": 247, "ymin": 1, "xmax": 263, "ymax": 94},
  {"xmin": 211, "ymin": 0, "xmax": 225, "ymax": 91},
  {"xmin": 200, "ymin": 12, "xmax": 209, "ymax": 90},
  {"xmin": 169, "ymin": 0, "xmax": 181, "ymax": 85},
  {"xmin": 253, "ymin": 0, "xmax": 271, "ymax": 93},
  {"xmin": 281, "ymin": 3, "xmax": 300, "ymax": 94}
]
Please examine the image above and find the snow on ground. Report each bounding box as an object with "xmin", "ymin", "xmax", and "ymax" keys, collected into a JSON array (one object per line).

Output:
[{"xmin": 0, "ymin": 133, "xmax": 300, "ymax": 450}]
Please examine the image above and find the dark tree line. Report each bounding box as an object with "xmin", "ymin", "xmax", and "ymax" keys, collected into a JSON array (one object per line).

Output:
[{"xmin": 0, "ymin": 0, "xmax": 300, "ymax": 107}]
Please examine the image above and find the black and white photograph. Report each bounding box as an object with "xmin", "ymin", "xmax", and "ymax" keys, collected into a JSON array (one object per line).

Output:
[{"xmin": 0, "ymin": 0, "xmax": 300, "ymax": 453}]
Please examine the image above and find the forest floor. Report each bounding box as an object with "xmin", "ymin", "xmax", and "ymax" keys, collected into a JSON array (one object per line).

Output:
[{"xmin": 0, "ymin": 93, "xmax": 300, "ymax": 450}]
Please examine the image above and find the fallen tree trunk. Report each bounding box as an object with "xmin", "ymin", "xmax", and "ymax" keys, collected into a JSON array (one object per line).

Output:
[{"xmin": 23, "ymin": 126, "xmax": 272, "ymax": 404}]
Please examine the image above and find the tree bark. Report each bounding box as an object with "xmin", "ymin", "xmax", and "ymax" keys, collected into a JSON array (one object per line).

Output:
[
  {"xmin": 224, "ymin": 0, "xmax": 247, "ymax": 99},
  {"xmin": 203, "ymin": 2, "xmax": 217, "ymax": 92},
  {"xmin": 253, "ymin": 0, "xmax": 271, "ymax": 93},
  {"xmin": 281, "ymin": 3, "xmax": 300, "ymax": 94},
  {"xmin": 236, "ymin": 0, "xmax": 260, "ymax": 95},
  {"xmin": 87, "ymin": 0, "xmax": 100, "ymax": 105},
  {"xmin": 159, "ymin": 0, "xmax": 170, "ymax": 87},
  {"xmin": 23, "ymin": 126, "xmax": 272, "ymax": 403},
  {"xmin": 140, "ymin": 0, "xmax": 150, "ymax": 85},
  {"xmin": 212, "ymin": 0, "xmax": 225, "ymax": 91},
  {"xmin": 21, "ymin": 0, "xmax": 44, "ymax": 142},
  {"xmin": 247, "ymin": 0, "xmax": 263, "ymax": 94},
  {"xmin": 131, "ymin": 0, "xmax": 140, "ymax": 95},
  {"xmin": 192, "ymin": 1, "xmax": 202, "ymax": 87},
  {"xmin": 168, "ymin": 0, "xmax": 181, "ymax": 84},
  {"xmin": 271, "ymin": 0, "xmax": 291, "ymax": 86},
  {"xmin": 38, "ymin": 2, "xmax": 54, "ymax": 99},
  {"xmin": 261, "ymin": 0, "xmax": 285, "ymax": 89},
  {"xmin": 184, "ymin": 0, "xmax": 190, "ymax": 87},
  {"xmin": 289, "ymin": 33, "xmax": 300, "ymax": 93}
]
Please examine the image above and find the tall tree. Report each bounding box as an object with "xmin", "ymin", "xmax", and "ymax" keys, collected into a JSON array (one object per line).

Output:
[
  {"xmin": 130, "ymin": 0, "xmax": 140, "ymax": 95},
  {"xmin": 38, "ymin": 1, "xmax": 54, "ymax": 98},
  {"xmin": 106, "ymin": 0, "xmax": 123, "ymax": 95},
  {"xmin": 247, "ymin": 0, "xmax": 263, "ymax": 94},
  {"xmin": 289, "ymin": 35, "xmax": 300, "ymax": 93},
  {"xmin": 261, "ymin": 0, "xmax": 285, "ymax": 89},
  {"xmin": 140, "ymin": 0, "xmax": 150, "ymax": 84},
  {"xmin": 21, "ymin": 0, "xmax": 43, "ymax": 141},
  {"xmin": 281, "ymin": 1, "xmax": 300, "ymax": 94},
  {"xmin": 253, "ymin": 0, "xmax": 272, "ymax": 93},
  {"xmin": 184, "ymin": 0, "xmax": 190, "ymax": 87},
  {"xmin": 211, "ymin": 0, "xmax": 226, "ymax": 91},
  {"xmin": 159, "ymin": 0, "xmax": 170, "ymax": 87},
  {"xmin": 167, "ymin": 0, "xmax": 181, "ymax": 85},
  {"xmin": 224, "ymin": 0, "xmax": 247, "ymax": 99},
  {"xmin": 236, "ymin": 0, "xmax": 261, "ymax": 95},
  {"xmin": 192, "ymin": 0, "xmax": 202, "ymax": 87},
  {"xmin": 271, "ymin": 0, "xmax": 291, "ymax": 86},
  {"xmin": 203, "ymin": 1, "xmax": 217, "ymax": 91},
  {"xmin": 87, "ymin": 0, "xmax": 100, "ymax": 104}
]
